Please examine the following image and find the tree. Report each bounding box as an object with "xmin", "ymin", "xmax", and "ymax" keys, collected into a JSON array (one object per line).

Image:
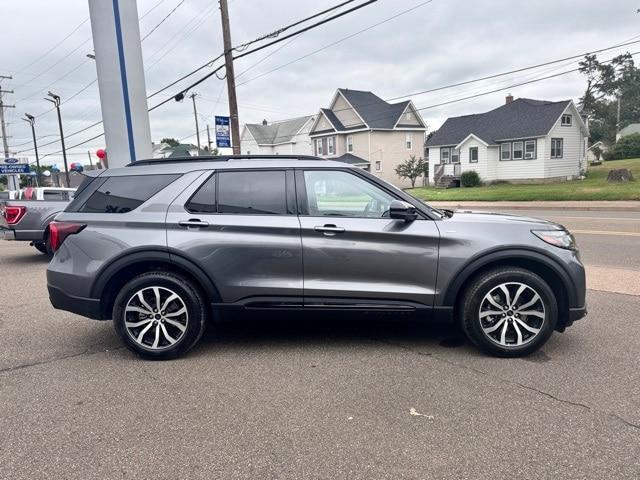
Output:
[
  {"xmin": 579, "ymin": 53, "xmax": 640, "ymax": 145},
  {"xmin": 160, "ymin": 137, "xmax": 180, "ymax": 147},
  {"xmin": 395, "ymin": 155, "xmax": 426, "ymax": 188}
]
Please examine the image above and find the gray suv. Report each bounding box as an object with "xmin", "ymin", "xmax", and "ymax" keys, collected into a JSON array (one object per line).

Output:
[{"xmin": 47, "ymin": 156, "xmax": 586, "ymax": 359}]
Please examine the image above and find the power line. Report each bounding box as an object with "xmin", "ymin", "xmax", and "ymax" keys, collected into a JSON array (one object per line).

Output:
[
  {"xmin": 140, "ymin": 0, "xmax": 187, "ymax": 42},
  {"xmin": 236, "ymin": 0, "xmax": 434, "ymax": 87}
]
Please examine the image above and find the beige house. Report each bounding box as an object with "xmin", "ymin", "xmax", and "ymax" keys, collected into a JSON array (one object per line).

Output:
[{"xmin": 309, "ymin": 89, "xmax": 427, "ymax": 187}]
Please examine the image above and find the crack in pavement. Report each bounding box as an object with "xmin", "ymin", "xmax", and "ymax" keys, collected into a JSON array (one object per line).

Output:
[
  {"xmin": 0, "ymin": 346, "xmax": 125, "ymax": 375},
  {"xmin": 373, "ymin": 337, "xmax": 640, "ymax": 432}
]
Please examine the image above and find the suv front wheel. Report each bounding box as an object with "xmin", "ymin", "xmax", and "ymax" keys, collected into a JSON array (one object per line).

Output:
[
  {"xmin": 113, "ymin": 271, "xmax": 207, "ymax": 359},
  {"xmin": 460, "ymin": 267, "xmax": 557, "ymax": 357}
]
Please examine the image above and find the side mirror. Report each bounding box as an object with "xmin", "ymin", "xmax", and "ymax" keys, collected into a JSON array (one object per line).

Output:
[{"xmin": 389, "ymin": 200, "xmax": 418, "ymax": 222}]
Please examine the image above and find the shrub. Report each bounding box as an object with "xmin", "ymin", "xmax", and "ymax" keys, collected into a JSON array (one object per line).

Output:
[
  {"xmin": 460, "ymin": 170, "xmax": 482, "ymax": 187},
  {"xmin": 608, "ymin": 133, "xmax": 640, "ymax": 160}
]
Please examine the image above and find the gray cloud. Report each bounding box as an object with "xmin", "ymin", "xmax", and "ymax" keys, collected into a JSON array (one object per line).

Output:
[{"xmin": 1, "ymin": 0, "xmax": 639, "ymax": 166}]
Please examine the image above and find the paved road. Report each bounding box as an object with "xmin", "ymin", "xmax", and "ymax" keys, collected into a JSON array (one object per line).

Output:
[{"xmin": 1, "ymin": 212, "xmax": 639, "ymax": 479}]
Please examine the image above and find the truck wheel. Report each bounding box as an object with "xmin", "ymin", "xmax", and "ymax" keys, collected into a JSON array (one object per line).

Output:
[
  {"xmin": 112, "ymin": 271, "xmax": 207, "ymax": 359},
  {"xmin": 460, "ymin": 267, "xmax": 557, "ymax": 357}
]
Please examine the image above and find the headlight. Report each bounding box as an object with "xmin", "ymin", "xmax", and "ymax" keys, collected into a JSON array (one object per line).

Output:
[{"xmin": 532, "ymin": 229, "xmax": 576, "ymax": 250}]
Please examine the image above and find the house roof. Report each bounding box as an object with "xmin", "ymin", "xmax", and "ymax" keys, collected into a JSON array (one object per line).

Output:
[
  {"xmin": 618, "ymin": 123, "xmax": 640, "ymax": 137},
  {"xmin": 426, "ymin": 98, "xmax": 573, "ymax": 147},
  {"xmin": 337, "ymin": 89, "xmax": 424, "ymax": 130},
  {"xmin": 245, "ymin": 116, "xmax": 312, "ymax": 145},
  {"xmin": 334, "ymin": 153, "xmax": 370, "ymax": 165}
]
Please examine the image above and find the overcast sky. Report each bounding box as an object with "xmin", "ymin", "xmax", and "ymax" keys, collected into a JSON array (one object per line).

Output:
[{"xmin": 1, "ymin": 0, "xmax": 639, "ymax": 167}]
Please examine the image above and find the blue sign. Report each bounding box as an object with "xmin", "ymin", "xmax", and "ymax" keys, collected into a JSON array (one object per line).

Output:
[
  {"xmin": 0, "ymin": 164, "xmax": 30, "ymax": 174},
  {"xmin": 215, "ymin": 116, "xmax": 231, "ymax": 148},
  {"xmin": 5, "ymin": 157, "xmax": 19, "ymax": 164}
]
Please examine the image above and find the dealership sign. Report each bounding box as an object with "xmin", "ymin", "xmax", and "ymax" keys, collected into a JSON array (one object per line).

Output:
[
  {"xmin": 215, "ymin": 116, "xmax": 231, "ymax": 148},
  {"xmin": 0, "ymin": 157, "xmax": 30, "ymax": 174}
]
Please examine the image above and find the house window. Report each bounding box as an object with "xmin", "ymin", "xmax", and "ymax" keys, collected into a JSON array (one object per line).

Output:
[
  {"xmin": 524, "ymin": 140, "xmax": 536, "ymax": 159},
  {"xmin": 440, "ymin": 147, "xmax": 450, "ymax": 163},
  {"xmin": 347, "ymin": 135, "xmax": 353, "ymax": 152},
  {"xmin": 500, "ymin": 143, "xmax": 511, "ymax": 161},
  {"xmin": 551, "ymin": 138, "xmax": 563, "ymax": 158},
  {"xmin": 513, "ymin": 141, "xmax": 524, "ymax": 160},
  {"xmin": 375, "ymin": 161, "xmax": 381, "ymax": 171},
  {"xmin": 315, "ymin": 138, "xmax": 323, "ymax": 156},
  {"xmin": 561, "ymin": 114, "xmax": 572, "ymax": 126},
  {"xmin": 451, "ymin": 148, "xmax": 460, "ymax": 163},
  {"xmin": 406, "ymin": 133, "xmax": 413, "ymax": 150},
  {"xmin": 469, "ymin": 147, "xmax": 478, "ymax": 163},
  {"xmin": 328, "ymin": 137, "xmax": 334, "ymax": 155}
]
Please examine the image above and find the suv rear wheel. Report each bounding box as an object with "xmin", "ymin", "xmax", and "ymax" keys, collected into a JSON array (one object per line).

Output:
[
  {"xmin": 113, "ymin": 271, "xmax": 207, "ymax": 359},
  {"xmin": 460, "ymin": 267, "xmax": 557, "ymax": 357}
]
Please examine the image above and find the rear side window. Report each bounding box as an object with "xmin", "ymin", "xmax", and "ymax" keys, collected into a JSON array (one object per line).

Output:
[
  {"xmin": 218, "ymin": 171, "xmax": 287, "ymax": 215},
  {"xmin": 80, "ymin": 174, "xmax": 179, "ymax": 213},
  {"xmin": 186, "ymin": 174, "xmax": 216, "ymax": 213},
  {"xmin": 43, "ymin": 191, "xmax": 71, "ymax": 201}
]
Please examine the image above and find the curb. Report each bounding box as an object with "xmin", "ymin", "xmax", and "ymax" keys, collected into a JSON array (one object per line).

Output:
[{"xmin": 430, "ymin": 203, "xmax": 640, "ymax": 212}]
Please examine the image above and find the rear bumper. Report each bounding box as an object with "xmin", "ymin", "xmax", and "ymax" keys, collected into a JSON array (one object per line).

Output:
[
  {"xmin": 47, "ymin": 284, "xmax": 103, "ymax": 320},
  {"xmin": 1, "ymin": 228, "xmax": 15, "ymax": 240}
]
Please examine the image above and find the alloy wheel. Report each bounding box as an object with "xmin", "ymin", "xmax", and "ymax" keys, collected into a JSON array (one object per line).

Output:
[
  {"xmin": 124, "ymin": 286, "xmax": 189, "ymax": 350},
  {"xmin": 478, "ymin": 282, "xmax": 545, "ymax": 348}
]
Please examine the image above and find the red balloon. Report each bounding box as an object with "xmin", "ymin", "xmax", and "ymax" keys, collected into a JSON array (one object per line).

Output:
[{"xmin": 96, "ymin": 148, "xmax": 106, "ymax": 159}]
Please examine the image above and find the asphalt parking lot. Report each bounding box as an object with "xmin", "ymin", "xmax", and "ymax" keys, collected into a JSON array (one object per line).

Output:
[{"xmin": 1, "ymin": 209, "xmax": 639, "ymax": 479}]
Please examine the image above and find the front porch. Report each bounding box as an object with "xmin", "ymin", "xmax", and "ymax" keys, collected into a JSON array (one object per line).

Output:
[{"xmin": 433, "ymin": 163, "xmax": 461, "ymax": 188}]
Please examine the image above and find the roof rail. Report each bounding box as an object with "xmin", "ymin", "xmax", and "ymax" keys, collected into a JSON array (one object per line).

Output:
[{"xmin": 126, "ymin": 154, "xmax": 321, "ymax": 167}]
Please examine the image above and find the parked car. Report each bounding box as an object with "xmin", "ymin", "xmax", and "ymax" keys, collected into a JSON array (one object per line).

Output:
[
  {"xmin": 46, "ymin": 155, "xmax": 587, "ymax": 359},
  {"xmin": 0, "ymin": 187, "xmax": 76, "ymax": 254}
]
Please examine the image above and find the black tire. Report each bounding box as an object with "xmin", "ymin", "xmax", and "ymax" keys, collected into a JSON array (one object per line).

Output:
[
  {"xmin": 460, "ymin": 267, "xmax": 557, "ymax": 357},
  {"xmin": 113, "ymin": 271, "xmax": 207, "ymax": 359}
]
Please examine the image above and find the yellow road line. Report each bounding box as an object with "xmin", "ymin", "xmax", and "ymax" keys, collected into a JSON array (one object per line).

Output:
[{"xmin": 572, "ymin": 229, "xmax": 640, "ymax": 237}]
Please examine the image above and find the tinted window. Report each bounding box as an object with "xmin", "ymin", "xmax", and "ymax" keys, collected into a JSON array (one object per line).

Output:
[
  {"xmin": 218, "ymin": 171, "xmax": 287, "ymax": 215},
  {"xmin": 186, "ymin": 174, "xmax": 216, "ymax": 213},
  {"xmin": 80, "ymin": 174, "xmax": 179, "ymax": 213},
  {"xmin": 43, "ymin": 191, "xmax": 70, "ymax": 201},
  {"xmin": 303, "ymin": 170, "xmax": 395, "ymax": 218}
]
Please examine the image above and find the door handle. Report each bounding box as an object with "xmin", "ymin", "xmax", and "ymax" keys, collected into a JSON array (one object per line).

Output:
[
  {"xmin": 178, "ymin": 219, "xmax": 210, "ymax": 228},
  {"xmin": 314, "ymin": 224, "xmax": 345, "ymax": 235}
]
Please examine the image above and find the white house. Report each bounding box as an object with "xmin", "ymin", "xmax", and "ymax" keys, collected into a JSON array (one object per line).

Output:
[
  {"xmin": 426, "ymin": 96, "xmax": 589, "ymax": 186},
  {"xmin": 241, "ymin": 116, "xmax": 315, "ymax": 155},
  {"xmin": 309, "ymin": 88, "xmax": 427, "ymax": 188},
  {"xmin": 616, "ymin": 123, "xmax": 640, "ymax": 141}
]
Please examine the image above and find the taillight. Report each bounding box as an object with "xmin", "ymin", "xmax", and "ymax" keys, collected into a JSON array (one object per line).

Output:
[
  {"xmin": 49, "ymin": 222, "xmax": 86, "ymax": 252},
  {"xmin": 4, "ymin": 206, "xmax": 27, "ymax": 225}
]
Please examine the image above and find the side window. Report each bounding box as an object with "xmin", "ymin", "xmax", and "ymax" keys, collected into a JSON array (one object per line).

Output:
[
  {"xmin": 303, "ymin": 170, "xmax": 395, "ymax": 218},
  {"xmin": 218, "ymin": 171, "xmax": 287, "ymax": 215},
  {"xmin": 80, "ymin": 174, "xmax": 179, "ymax": 213},
  {"xmin": 186, "ymin": 174, "xmax": 216, "ymax": 213},
  {"xmin": 43, "ymin": 191, "xmax": 66, "ymax": 201}
]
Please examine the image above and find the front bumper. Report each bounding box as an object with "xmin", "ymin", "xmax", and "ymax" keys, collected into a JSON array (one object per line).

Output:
[{"xmin": 47, "ymin": 284, "xmax": 104, "ymax": 320}]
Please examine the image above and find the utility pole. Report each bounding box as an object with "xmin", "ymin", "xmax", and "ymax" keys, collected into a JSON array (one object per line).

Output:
[
  {"xmin": 190, "ymin": 92, "xmax": 201, "ymax": 154},
  {"xmin": 87, "ymin": 150, "xmax": 94, "ymax": 169},
  {"xmin": 44, "ymin": 91, "xmax": 70, "ymax": 187},
  {"xmin": 616, "ymin": 96, "xmax": 622, "ymax": 137},
  {"xmin": 219, "ymin": 0, "xmax": 240, "ymax": 154},
  {"xmin": 206, "ymin": 124, "xmax": 212, "ymax": 152},
  {"xmin": 23, "ymin": 114, "xmax": 41, "ymax": 187},
  {"xmin": 0, "ymin": 75, "xmax": 19, "ymax": 191}
]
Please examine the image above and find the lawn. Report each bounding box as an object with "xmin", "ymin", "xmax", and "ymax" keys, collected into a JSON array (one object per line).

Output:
[{"xmin": 407, "ymin": 158, "xmax": 640, "ymax": 201}]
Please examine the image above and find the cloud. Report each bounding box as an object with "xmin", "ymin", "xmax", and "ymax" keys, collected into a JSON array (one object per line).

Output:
[{"xmin": 2, "ymin": 0, "xmax": 639, "ymax": 166}]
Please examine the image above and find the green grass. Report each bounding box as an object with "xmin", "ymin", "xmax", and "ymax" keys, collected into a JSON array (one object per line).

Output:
[{"xmin": 407, "ymin": 158, "xmax": 640, "ymax": 201}]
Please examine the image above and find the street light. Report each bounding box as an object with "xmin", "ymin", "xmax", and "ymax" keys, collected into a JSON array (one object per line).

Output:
[
  {"xmin": 22, "ymin": 113, "xmax": 41, "ymax": 187},
  {"xmin": 44, "ymin": 91, "xmax": 70, "ymax": 187}
]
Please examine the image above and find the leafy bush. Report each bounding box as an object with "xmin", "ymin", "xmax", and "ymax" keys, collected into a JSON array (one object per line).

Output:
[
  {"xmin": 608, "ymin": 133, "xmax": 640, "ymax": 160},
  {"xmin": 460, "ymin": 170, "xmax": 481, "ymax": 187}
]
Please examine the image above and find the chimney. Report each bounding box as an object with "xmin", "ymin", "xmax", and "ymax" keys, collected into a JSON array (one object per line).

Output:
[
  {"xmin": 505, "ymin": 94, "xmax": 514, "ymax": 104},
  {"xmin": 262, "ymin": 119, "xmax": 268, "ymax": 125}
]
